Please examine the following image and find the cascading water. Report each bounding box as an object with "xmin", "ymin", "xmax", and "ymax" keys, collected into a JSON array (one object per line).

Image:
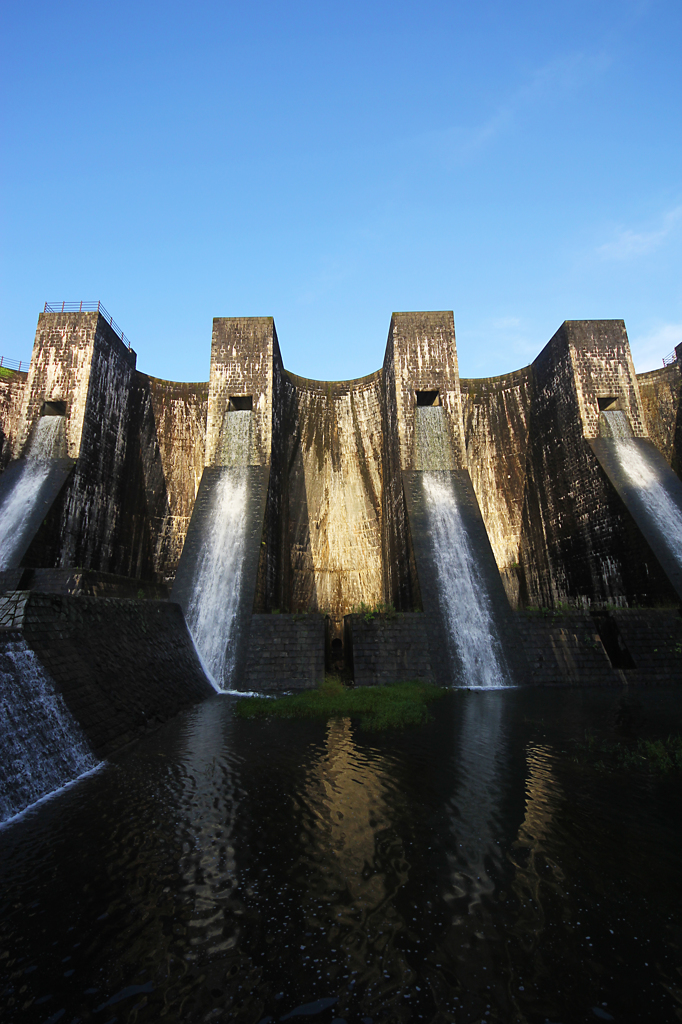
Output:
[
  {"xmin": 600, "ymin": 409, "xmax": 682, "ymax": 574},
  {"xmin": 0, "ymin": 638, "xmax": 97, "ymax": 822},
  {"xmin": 0, "ymin": 416, "xmax": 66, "ymax": 570},
  {"xmin": 184, "ymin": 411, "xmax": 252, "ymax": 689},
  {"xmin": 416, "ymin": 407, "xmax": 509, "ymax": 688}
]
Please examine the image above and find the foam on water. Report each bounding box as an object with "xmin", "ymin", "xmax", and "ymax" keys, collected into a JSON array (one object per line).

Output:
[
  {"xmin": 0, "ymin": 416, "xmax": 66, "ymax": 570},
  {"xmin": 602, "ymin": 410, "xmax": 682, "ymax": 574},
  {"xmin": 184, "ymin": 411, "xmax": 253, "ymax": 689},
  {"xmin": 0, "ymin": 638, "xmax": 97, "ymax": 822}
]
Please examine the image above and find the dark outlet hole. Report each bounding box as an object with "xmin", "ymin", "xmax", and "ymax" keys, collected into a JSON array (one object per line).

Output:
[
  {"xmin": 41, "ymin": 400, "xmax": 66, "ymax": 416},
  {"xmin": 416, "ymin": 390, "xmax": 440, "ymax": 406},
  {"xmin": 228, "ymin": 395, "xmax": 253, "ymax": 411},
  {"xmin": 598, "ymin": 396, "xmax": 620, "ymax": 412}
]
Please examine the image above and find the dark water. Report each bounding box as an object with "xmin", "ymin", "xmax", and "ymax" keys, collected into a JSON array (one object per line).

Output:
[{"xmin": 1, "ymin": 688, "xmax": 682, "ymax": 1024}]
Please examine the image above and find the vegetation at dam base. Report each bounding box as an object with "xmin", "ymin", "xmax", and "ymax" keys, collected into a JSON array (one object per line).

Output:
[{"xmin": 235, "ymin": 676, "xmax": 445, "ymax": 730}]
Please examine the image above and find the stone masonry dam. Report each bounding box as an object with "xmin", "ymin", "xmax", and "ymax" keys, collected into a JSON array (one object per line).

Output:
[{"xmin": 1, "ymin": 306, "xmax": 681, "ymax": 818}]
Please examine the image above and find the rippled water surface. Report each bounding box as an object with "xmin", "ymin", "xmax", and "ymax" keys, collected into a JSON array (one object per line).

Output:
[{"xmin": 1, "ymin": 688, "xmax": 682, "ymax": 1024}]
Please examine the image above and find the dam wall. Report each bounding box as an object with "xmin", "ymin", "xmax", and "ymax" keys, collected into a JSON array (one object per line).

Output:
[
  {"xmin": 636, "ymin": 351, "xmax": 682, "ymax": 473},
  {"xmin": 274, "ymin": 370, "xmax": 385, "ymax": 629},
  {"xmin": 133, "ymin": 374, "xmax": 208, "ymax": 585},
  {"xmin": 0, "ymin": 591, "xmax": 212, "ymax": 758},
  {"xmin": 0, "ymin": 368, "xmax": 27, "ymax": 470},
  {"xmin": 517, "ymin": 321, "xmax": 676, "ymax": 609},
  {"xmin": 1, "ymin": 305, "xmax": 681, "ymax": 694},
  {"xmin": 460, "ymin": 367, "xmax": 533, "ymax": 607},
  {"xmin": 15, "ymin": 311, "xmax": 147, "ymax": 577}
]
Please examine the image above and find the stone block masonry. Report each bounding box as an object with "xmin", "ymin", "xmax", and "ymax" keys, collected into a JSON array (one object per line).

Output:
[
  {"xmin": 241, "ymin": 613, "xmax": 325, "ymax": 690},
  {"xmin": 0, "ymin": 368, "xmax": 27, "ymax": 470},
  {"xmin": 344, "ymin": 612, "xmax": 434, "ymax": 686},
  {"xmin": 0, "ymin": 592, "xmax": 213, "ymax": 757},
  {"xmin": 517, "ymin": 609, "xmax": 682, "ymax": 686}
]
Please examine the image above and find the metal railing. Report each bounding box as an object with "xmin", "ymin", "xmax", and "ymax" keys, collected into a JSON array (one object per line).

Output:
[
  {"xmin": 662, "ymin": 350, "xmax": 678, "ymax": 366},
  {"xmin": 0, "ymin": 356, "xmax": 27, "ymax": 372},
  {"xmin": 43, "ymin": 301, "xmax": 133, "ymax": 350}
]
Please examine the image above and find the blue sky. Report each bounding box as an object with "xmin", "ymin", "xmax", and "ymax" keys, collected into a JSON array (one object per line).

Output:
[{"xmin": 1, "ymin": 0, "xmax": 680, "ymax": 382}]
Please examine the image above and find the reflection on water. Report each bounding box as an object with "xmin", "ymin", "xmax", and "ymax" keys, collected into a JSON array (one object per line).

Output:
[{"xmin": 1, "ymin": 689, "xmax": 681, "ymax": 1023}]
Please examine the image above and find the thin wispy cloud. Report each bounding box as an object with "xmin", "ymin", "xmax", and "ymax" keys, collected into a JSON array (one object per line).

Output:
[
  {"xmin": 415, "ymin": 49, "xmax": 611, "ymax": 165},
  {"xmin": 598, "ymin": 205, "xmax": 682, "ymax": 260}
]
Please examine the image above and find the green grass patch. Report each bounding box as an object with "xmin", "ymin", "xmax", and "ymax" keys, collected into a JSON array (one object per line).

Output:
[
  {"xmin": 235, "ymin": 676, "xmax": 445, "ymax": 731},
  {"xmin": 572, "ymin": 732, "xmax": 682, "ymax": 774}
]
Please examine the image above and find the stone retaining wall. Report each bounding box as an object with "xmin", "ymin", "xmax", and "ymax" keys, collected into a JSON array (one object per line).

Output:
[
  {"xmin": 517, "ymin": 609, "xmax": 682, "ymax": 685},
  {"xmin": 241, "ymin": 613, "xmax": 325, "ymax": 690},
  {"xmin": 344, "ymin": 612, "xmax": 434, "ymax": 686},
  {"xmin": 0, "ymin": 592, "xmax": 213, "ymax": 756}
]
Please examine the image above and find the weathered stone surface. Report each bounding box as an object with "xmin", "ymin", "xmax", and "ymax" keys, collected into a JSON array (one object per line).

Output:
[
  {"xmin": 0, "ymin": 368, "xmax": 27, "ymax": 469},
  {"xmin": 279, "ymin": 371, "xmax": 385, "ymax": 625},
  {"xmin": 134, "ymin": 373, "xmax": 208, "ymax": 584},
  {"xmin": 242, "ymin": 613, "xmax": 325, "ymax": 690},
  {"xmin": 0, "ymin": 568, "xmax": 167, "ymax": 599},
  {"xmin": 460, "ymin": 368, "xmax": 532, "ymax": 607},
  {"xmin": 517, "ymin": 321, "xmax": 676, "ymax": 608},
  {"xmin": 517, "ymin": 608, "xmax": 682, "ymax": 685},
  {"xmin": 2, "ymin": 308, "xmax": 681, "ymax": 639},
  {"xmin": 345, "ymin": 612, "xmax": 434, "ymax": 686},
  {"xmin": 0, "ymin": 593, "xmax": 213, "ymax": 757},
  {"xmin": 637, "ymin": 359, "xmax": 682, "ymax": 475},
  {"xmin": 206, "ymin": 317, "xmax": 276, "ymax": 467}
]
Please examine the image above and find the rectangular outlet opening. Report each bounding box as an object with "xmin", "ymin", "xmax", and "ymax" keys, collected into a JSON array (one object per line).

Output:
[
  {"xmin": 41, "ymin": 400, "xmax": 66, "ymax": 416},
  {"xmin": 228, "ymin": 395, "xmax": 253, "ymax": 411},
  {"xmin": 597, "ymin": 396, "xmax": 620, "ymax": 412},
  {"xmin": 416, "ymin": 390, "xmax": 440, "ymax": 407}
]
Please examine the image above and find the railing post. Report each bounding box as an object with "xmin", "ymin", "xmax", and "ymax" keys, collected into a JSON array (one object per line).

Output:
[
  {"xmin": 61, "ymin": 301, "xmax": 65, "ymax": 312},
  {"xmin": 79, "ymin": 300, "xmax": 83, "ymax": 312}
]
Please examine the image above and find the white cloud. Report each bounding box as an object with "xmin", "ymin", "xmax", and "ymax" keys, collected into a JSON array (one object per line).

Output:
[
  {"xmin": 598, "ymin": 205, "xmax": 682, "ymax": 260},
  {"xmin": 629, "ymin": 322, "xmax": 682, "ymax": 372}
]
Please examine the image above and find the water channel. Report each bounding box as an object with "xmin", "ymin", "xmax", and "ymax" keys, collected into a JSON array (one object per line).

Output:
[{"xmin": 1, "ymin": 687, "xmax": 681, "ymax": 1023}]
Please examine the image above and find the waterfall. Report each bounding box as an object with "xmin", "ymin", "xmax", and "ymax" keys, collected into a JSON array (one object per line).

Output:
[
  {"xmin": 0, "ymin": 638, "xmax": 97, "ymax": 822},
  {"xmin": 0, "ymin": 416, "xmax": 66, "ymax": 571},
  {"xmin": 601, "ymin": 410, "xmax": 682, "ymax": 575},
  {"xmin": 416, "ymin": 407, "xmax": 509, "ymax": 688},
  {"xmin": 184, "ymin": 411, "xmax": 252, "ymax": 689}
]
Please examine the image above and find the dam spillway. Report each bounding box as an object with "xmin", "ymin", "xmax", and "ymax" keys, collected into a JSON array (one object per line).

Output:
[
  {"xmin": 0, "ymin": 305, "xmax": 680, "ymax": 821},
  {"xmin": 414, "ymin": 404, "xmax": 510, "ymax": 687},
  {"xmin": 181, "ymin": 410, "xmax": 253, "ymax": 688},
  {"xmin": 0, "ymin": 415, "xmax": 70, "ymax": 571},
  {"xmin": 0, "ymin": 635, "xmax": 97, "ymax": 822}
]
